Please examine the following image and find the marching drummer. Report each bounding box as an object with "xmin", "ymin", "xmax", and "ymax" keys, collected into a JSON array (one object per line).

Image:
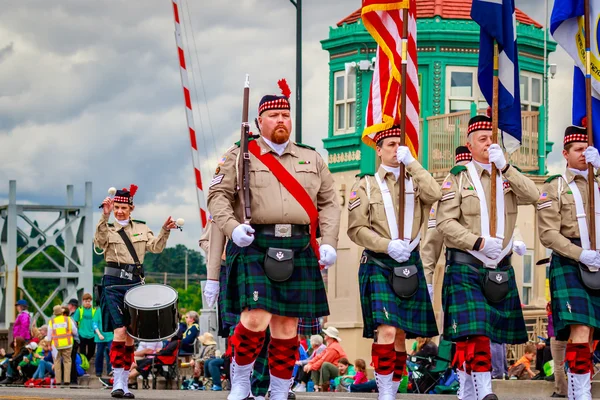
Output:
[{"xmin": 94, "ymin": 185, "xmax": 177, "ymax": 399}]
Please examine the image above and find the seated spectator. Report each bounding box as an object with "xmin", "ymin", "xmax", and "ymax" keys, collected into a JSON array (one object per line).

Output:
[
  {"xmin": 203, "ymin": 337, "xmax": 231, "ymax": 392},
  {"xmin": 412, "ymin": 337, "xmax": 438, "ymax": 368},
  {"xmin": 294, "ymin": 334, "xmax": 327, "ymax": 391},
  {"xmin": 18, "ymin": 342, "xmax": 39, "ymax": 379},
  {"xmin": 33, "ymin": 325, "xmax": 48, "ymax": 344},
  {"xmin": 13, "ymin": 300, "xmax": 31, "ymax": 342},
  {"xmin": 352, "ymin": 359, "xmax": 368, "ymax": 385},
  {"xmin": 126, "ymin": 338, "xmax": 179, "ymax": 387},
  {"xmin": 333, "ymin": 358, "xmax": 355, "ymax": 392},
  {"xmin": 180, "ymin": 311, "xmax": 200, "ymax": 354},
  {"xmin": 0, "ymin": 337, "xmax": 28, "ymax": 384},
  {"xmin": 508, "ymin": 343, "xmax": 537, "ymax": 380},
  {"xmin": 193, "ymin": 333, "xmax": 217, "ymax": 380},
  {"xmin": 134, "ymin": 341, "xmax": 163, "ymax": 361},
  {"xmin": 303, "ymin": 327, "xmax": 347, "ymax": 392},
  {"xmin": 177, "ymin": 308, "xmax": 188, "ymax": 337},
  {"xmin": 32, "ymin": 340, "xmax": 55, "ymax": 380}
]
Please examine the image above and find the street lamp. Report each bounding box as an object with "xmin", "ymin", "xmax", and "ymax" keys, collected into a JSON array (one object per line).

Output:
[{"xmin": 289, "ymin": 0, "xmax": 302, "ymax": 144}]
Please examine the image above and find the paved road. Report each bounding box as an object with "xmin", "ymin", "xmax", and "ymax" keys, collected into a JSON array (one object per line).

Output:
[{"xmin": 0, "ymin": 389, "xmax": 590, "ymax": 400}]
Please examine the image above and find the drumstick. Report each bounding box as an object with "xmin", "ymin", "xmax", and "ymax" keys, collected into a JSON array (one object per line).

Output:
[{"xmin": 98, "ymin": 187, "xmax": 117, "ymax": 209}]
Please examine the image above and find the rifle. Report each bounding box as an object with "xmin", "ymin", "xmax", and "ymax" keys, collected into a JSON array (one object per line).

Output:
[{"xmin": 240, "ymin": 74, "xmax": 252, "ymax": 223}]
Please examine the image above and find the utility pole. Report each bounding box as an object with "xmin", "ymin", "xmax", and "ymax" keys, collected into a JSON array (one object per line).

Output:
[
  {"xmin": 290, "ymin": 0, "xmax": 302, "ymax": 143},
  {"xmin": 184, "ymin": 249, "xmax": 189, "ymax": 291}
]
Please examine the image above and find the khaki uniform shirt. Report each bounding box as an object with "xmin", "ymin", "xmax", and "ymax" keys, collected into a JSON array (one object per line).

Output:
[
  {"xmin": 207, "ymin": 137, "xmax": 341, "ymax": 247},
  {"xmin": 421, "ymin": 201, "xmax": 444, "ymax": 284},
  {"xmin": 436, "ymin": 163, "xmax": 539, "ymax": 251},
  {"xmin": 347, "ymin": 162, "xmax": 442, "ymax": 253},
  {"xmin": 94, "ymin": 213, "xmax": 170, "ymax": 265},
  {"xmin": 537, "ymin": 168, "xmax": 600, "ymax": 261},
  {"xmin": 199, "ymin": 221, "xmax": 227, "ymax": 281}
]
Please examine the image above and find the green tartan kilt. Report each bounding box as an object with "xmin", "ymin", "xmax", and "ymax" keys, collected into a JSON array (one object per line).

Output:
[
  {"xmin": 359, "ymin": 250, "xmax": 438, "ymax": 339},
  {"xmin": 442, "ymin": 260, "xmax": 527, "ymax": 344},
  {"xmin": 550, "ymin": 253, "xmax": 600, "ymax": 336},
  {"xmin": 223, "ymin": 234, "xmax": 329, "ymax": 318}
]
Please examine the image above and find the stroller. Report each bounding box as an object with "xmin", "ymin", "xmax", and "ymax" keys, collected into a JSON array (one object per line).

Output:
[{"xmin": 407, "ymin": 339, "xmax": 458, "ymax": 394}]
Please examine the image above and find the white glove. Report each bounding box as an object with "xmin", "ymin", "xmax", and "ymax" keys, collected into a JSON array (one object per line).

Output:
[
  {"xmin": 427, "ymin": 284, "xmax": 434, "ymax": 302},
  {"xmin": 512, "ymin": 240, "xmax": 527, "ymax": 256},
  {"xmin": 584, "ymin": 146, "xmax": 600, "ymax": 169},
  {"xmin": 480, "ymin": 236, "xmax": 503, "ymax": 260},
  {"xmin": 203, "ymin": 280, "xmax": 220, "ymax": 309},
  {"xmin": 488, "ymin": 144, "xmax": 507, "ymax": 170},
  {"xmin": 232, "ymin": 224, "xmax": 255, "ymax": 247},
  {"xmin": 579, "ymin": 250, "xmax": 600, "ymax": 270},
  {"xmin": 319, "ymin": 244, "xmax": 337, "ymax": 269},
  {"xmin": 396, "ymin": 146, "xmax": 415, "ymax": 166},
  {"xmin": 387, "ymin": 239, "xmax": 411, "ymax": 263}
]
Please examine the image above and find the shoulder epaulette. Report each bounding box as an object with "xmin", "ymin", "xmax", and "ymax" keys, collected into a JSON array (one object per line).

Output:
[
  {"xmin": 107, "ymin": 222, "xmax": 114, "ymax": 227},
  {"xmin": 450, "ymin": 165, "xmax": 467, "ymax": 176},
  {"xmin": 355, "ymin": 172, "xmax": 374, "ymax": 178},
  {"xmin": 511, "ymin": 165, "xmax": 522, "ymax": 173},
  {"xmin": 132, "ymin": 219, "xmax": 146, "ymax": 224},
  {"xmin": 545, "ymin": 174, "xmax": 562, "ymax": 183},
  {"xmin": 233, "ymin": 136, "xmax": 258, "ymax": 147},
  {"xmin": 295, "ymin": 142, "xmax": 315, "ymax": 151}
]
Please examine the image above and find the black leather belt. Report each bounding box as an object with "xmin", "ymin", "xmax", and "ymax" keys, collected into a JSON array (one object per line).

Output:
[
  {"xmin": 105, "ymin": 263, "xmax": 143, "ymax": 280},
  {"xmin": 361, "ymin": 249, "xmax": 419, "ymax": 267},
  {"xmin": 252, "ymin": 224, "xmax": 310, "ymax": 237},
  {"xmin": 447, "ymin": 249, "xmax": 512, "ymax": 269}
]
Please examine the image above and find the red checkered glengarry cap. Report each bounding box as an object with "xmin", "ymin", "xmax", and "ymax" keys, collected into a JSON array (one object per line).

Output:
[
  {"xmin": 374, "ymin": 127, "xmax": 402, "ymax": 144},
  {"xmin": 258, "ymin": 96, "xmax": 291, "ymax": 115},
  {"xmin": 113, "ymin": 184, "xmax": 138, "ymax": 205},
  {"xmin": 563, "ymin": 125, "xmax": 587, "ymax": 146},
  {"xmin": 467, "ymin": 115, "xmax": 493, "ymax": 136}
]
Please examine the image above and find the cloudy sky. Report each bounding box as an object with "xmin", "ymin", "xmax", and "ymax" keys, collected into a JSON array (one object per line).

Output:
[{"xmin": 0, "ymin": 0, "xmax": 572, "ymax": 249}]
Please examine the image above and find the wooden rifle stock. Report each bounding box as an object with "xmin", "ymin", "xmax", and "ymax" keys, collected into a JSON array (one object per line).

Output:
[{"xmin": 240, "ymin": 74, "xmax": 252, "ymax": 223}]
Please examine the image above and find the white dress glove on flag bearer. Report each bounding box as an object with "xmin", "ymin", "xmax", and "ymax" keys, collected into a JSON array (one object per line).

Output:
[
  {"xmin": 232, "ymin": 224, "xmax": 255, "ymax": 247},
  {"xmin": 512, "ymin": 241, "xmax": 527, "ymax": 256},
  {"xmin": 584, "ymin": 146, "xmax": 600, "ymax": 169},
  {"xmin": 396, "ymin": 146, "xmax": 415, "ymax": 166},
  {"xmin": 203, "ymin": 280, "xmax": 220, "ymax": 309},
  {"xmin": 319, "ymin": 244, "xmax": 337, "ymax": 269},
  {"xmin": 387, "ymin": 239, "xmax": 410, "ymax": 263},
  {"xmin": 488, "ymin": 144, "xmax": 507, "ymax": 170},
  {"xmin": 480, "ymin": 236, "xmax": 503, "ymax": 260}
]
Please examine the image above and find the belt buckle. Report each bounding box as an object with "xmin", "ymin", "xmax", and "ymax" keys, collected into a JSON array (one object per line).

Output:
[
  {"xmin": 120, "ymin": 269, "xmax": 133, "ymax": 280},
  {"xmin": 274, "ymin": 224, "xmax": 292, "ymax": 238}
]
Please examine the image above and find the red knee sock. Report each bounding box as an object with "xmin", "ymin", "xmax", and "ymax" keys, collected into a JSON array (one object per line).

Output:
[
  {"xmin": 566, "ymin": 342, "xmax": 592, "ymax": 374},
  {"xmin": 231, "ymin": 323, "xmax": 267, "ymax": 366},
  {"xmin": 453, "ymin": 341, "xmax": 469, "ymax": 372},
  {"xmin": 372, "ymin": 343, "xmax": 396, "ymax": 376},
  {"xmin": 124, "ymin": 345, "xmax": 135, "ymax": 371},
  {"xmin": 393, "ymin": 351, "xmax": 407, "ymax": 381},
  {"xmin": 468, "ymin": 336, "xmax": 491, "ymax": 373},
  {"xmin": 110, "ymin": 341, "xmax": 126, "ymax": 369},
  {"xmin": 268, "ymin": 337, "xmax": 299, "ymax": 379}
]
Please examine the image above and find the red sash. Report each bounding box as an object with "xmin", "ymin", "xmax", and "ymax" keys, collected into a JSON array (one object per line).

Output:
[{"xmin": 248, "ymin": 140, "xmax": 320, "ymax": 262}]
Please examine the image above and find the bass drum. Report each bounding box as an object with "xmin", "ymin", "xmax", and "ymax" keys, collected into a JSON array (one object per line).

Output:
[{"xmin": 124, "ymin": 284, "xmax": 179, "ymax": 342}]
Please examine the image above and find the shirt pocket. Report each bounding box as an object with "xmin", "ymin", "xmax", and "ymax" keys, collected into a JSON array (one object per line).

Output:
[
  {"xmin": 108, "ymin": 232, "xmax": 125, "ymax": 245},
  {"xmin": 369, "ymin": 199, "xmax": 386, "ymax": 221},
  {"xmin": 504, "ymin": 189, "xmax": 518, "ymax": 215},
  {"xmin": 561, "ymin": 193, "xmax": 576, "ymax": 221},
  {"xmin": 461, "ymin": 190, "xmax": 480, "ymax": 216},
  {"xmin": 250, "ymin": 164, "xmax": 271, "ymax": 188},
  {"xmin": 293, "ymin": 162, "xmax": 319, "ymax": 190}
]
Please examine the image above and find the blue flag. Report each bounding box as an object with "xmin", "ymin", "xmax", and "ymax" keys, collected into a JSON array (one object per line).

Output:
[
  {"xmin": 551, "ymin": 0, "xmax": 600, "ymax": 145},
  {"xmin": 471, "ymin": 0, "xmax": 522, "ymax": 153}
]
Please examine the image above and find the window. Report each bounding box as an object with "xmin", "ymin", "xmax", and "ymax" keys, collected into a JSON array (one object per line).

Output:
[
  {"xmin": 445, "ymin": 66, "xmax": 488, "ymax": 113},
  {"xmin": 520, "ymin": 72, "xmax": 543, "ymax": 111},
  {"xmin": 334, "ymin": 71, "xmax": 356, "ymax": 134},
  {"xmin": 522, "ymin": 250, "xmax": 534, "ymax": 305}
]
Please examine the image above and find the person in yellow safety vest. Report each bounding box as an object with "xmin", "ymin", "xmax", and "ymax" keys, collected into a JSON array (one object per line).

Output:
[{"xmin": 46, "ymin": 305, "xmax": 79, "ymax": 386}]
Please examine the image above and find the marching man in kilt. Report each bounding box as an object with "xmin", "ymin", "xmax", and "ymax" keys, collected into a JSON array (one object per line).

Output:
[
  {"xmin": 347, "ymin": 126, "xmax": 440, "ymax": 400},
  {"xmin": 94, "ymin": 186, "xmax": 177, "ymax": 399},
  {"xmin": 207, "ymin": 83, "xmax": 340, "ymax": 400},
  {"xmin": 435, "ymin": 115, "xmax": 539, "ymax": 400},
  {"xmin": 537, "ymin": 126, "xmax": 600, "ymax": 400}
]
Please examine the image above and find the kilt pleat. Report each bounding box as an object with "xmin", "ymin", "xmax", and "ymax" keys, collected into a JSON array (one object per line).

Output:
[
  {"xmin": 359, "ymin": 251, "xmax": 438, "ymax": 339},
  {"xmin": 442, "ymin": 261, "xmax": 527, "ymax": 344},
  {"xmin": 222, "ymin": 234, "xmax": 329, "ymax": 318},
  {"xmin": 550, "ymin": 253, "xmax": 600, "ymax": 335},
  {"xmin": 100, "ymin": 275, "xmax": 142, "ymax": 332}
]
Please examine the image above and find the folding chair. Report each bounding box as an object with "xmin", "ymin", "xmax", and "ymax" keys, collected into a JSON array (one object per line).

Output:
[
  {"xmin": 139, "ymin": 340, "xmax": 181, "ymax": 390},
  {"xmin": 407, "ymin": 339, "xmax": 455, "ymax": 394}
]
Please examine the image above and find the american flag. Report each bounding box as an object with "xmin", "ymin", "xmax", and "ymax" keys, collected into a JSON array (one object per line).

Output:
[{"xmin": 361, "ymin": 0, "xmax": 419, "ymax": 157}]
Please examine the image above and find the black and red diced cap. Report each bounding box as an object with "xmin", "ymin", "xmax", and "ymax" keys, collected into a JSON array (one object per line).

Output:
[
  {"xmin": 467, "ymin": 115, "xmax": 493, "ymax": 136},
  {"xmin": 374, "ymin": 126, "xmax": 402, "ymax": 144},
  {"xmin": 563, "ymin": 125, "xmax": 587, "ymax": 146},
  {"xmin": 455, "ymin": 145, "xmax": 472, "ymax": 164},
  {"xmin": 113, "ymin": 184, "xmax": 138, "ymax": 205},
  {"xmin": 258, "ymin": 79, "xmax": 291, "ymax": 116}
]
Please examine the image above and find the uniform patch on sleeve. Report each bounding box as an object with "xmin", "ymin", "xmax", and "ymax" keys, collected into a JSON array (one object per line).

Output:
[
  {"xmin": 349, "ymin": 191, "xmax": 357, "ymax": 200},
  {"xmin": 429, "ymin": 207, "xmax": 436, "ymax": 218},
  {"xmin": 210, "ymin": 174, "xmax": 224, "ymax": 187},
  {"xmin": 218, "ymin": 156, "xmax": 227, "ymax": 165},
  {"xmin": 537, "ymin": 201, "xmax": 552, "ymax": 210},
  {"xmin": 428, "ymin": 219, "xmax": 436, "ymax": 229},
  {"xmin": 348, "ymin": 198, "xmax": 361, "ymax": 211},
  {"xmin": 503, "ymin": 180, "xmax": 510, "ymax": 189},
  {"xmin": 442, "ymin": 181, "xmax": 452, "ymax": 190},
  {"xmin": 440, "ymin": 192, "xmax": 456, "ymax": 202},
  {"xmin": 539, "ymin": 192, "xmax": 548, "ymax": 201}
]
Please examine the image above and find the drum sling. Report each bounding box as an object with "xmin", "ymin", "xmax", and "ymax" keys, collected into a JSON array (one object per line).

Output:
[{"xmin": 114, "ymin": 229, "xmax": 145, "ymax": 280}]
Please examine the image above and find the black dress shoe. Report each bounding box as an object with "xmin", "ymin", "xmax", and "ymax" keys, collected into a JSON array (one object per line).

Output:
[
  {"xmin": 482, "ymin": 395, "xmax": 499, "ymax": 400},
  {"xmin": 111, "ymin": 389, "xmax": 124, "ymax": 398},
  {"xmin": 550, "ymin": 393, "xmax": 566, "ymax": 398},
  {"xmin": 123, "ymin": 393, "xmax": 135, "ymax": 399},
  {"xmin": 288, "ymin": 391, "xmax": 296, "ymax": 400},
  {"xmin": 545, "ymin": 373, "xmax": 556, "ymax": 382},
  {"xmin": 531, "ymin": 373, "xmax": 545, "ymax": 380}
]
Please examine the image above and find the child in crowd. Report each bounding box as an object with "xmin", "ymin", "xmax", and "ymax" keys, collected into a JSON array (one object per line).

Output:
[
  {"xmin": 334, "ymin": 358, "xmax": 356, "ymax": 391},
  {"xmin": 508, "ymin": 343, "xmax": 537, "ymax": 380}
]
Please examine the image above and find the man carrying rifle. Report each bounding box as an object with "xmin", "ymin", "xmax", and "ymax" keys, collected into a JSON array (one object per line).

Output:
[{"xmin": 207, "ymin": 80, "xmax": 340, "ymax": 400}]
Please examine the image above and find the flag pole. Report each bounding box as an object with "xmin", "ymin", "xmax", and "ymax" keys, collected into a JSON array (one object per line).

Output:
[
  {"xmin": 584, "ymin": 0, "xmax": 596, "ymax": 249},
  {"xmin": 398, "ymin": 6, "xmax": 409, "ymax": 238},
  {"xmin": 490, "ymin": 42, "xmax": 499, "ymax": 238}
]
